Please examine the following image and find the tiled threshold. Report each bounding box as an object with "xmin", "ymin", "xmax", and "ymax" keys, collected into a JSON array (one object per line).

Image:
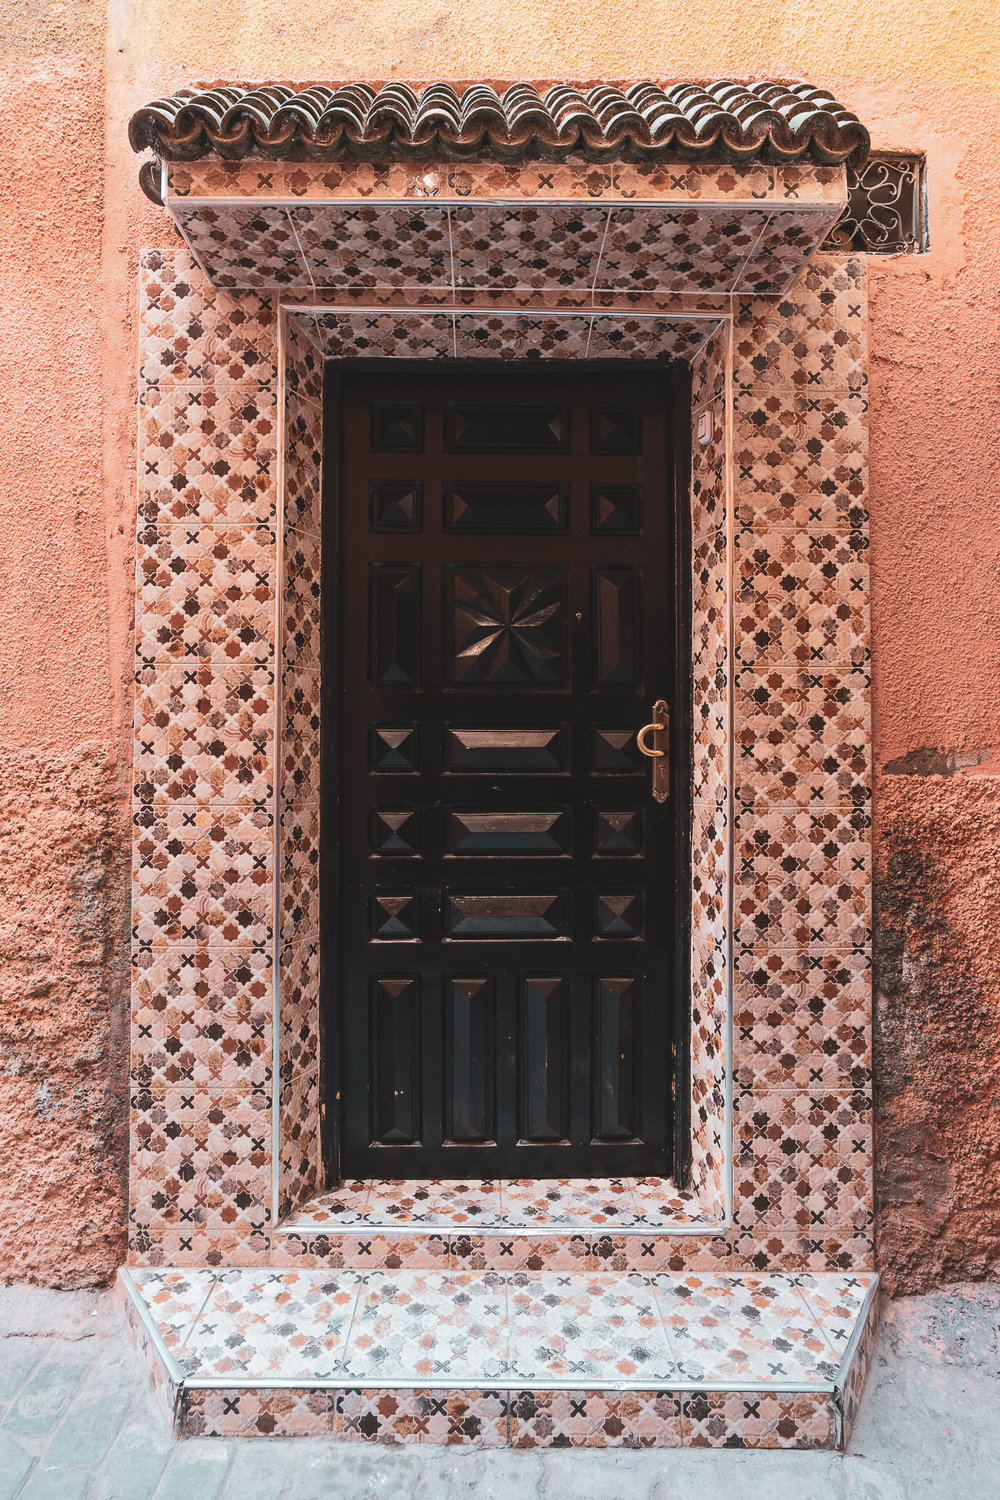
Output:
[
  {"xmin": 273, "ymin": 1177, "xmax": 726, "ymax": 1271},
  {"xmin": 118, "ymin": 1265, "xmax": 880, "ymax": 1448}
]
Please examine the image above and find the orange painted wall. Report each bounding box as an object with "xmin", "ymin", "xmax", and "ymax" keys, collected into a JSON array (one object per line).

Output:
[{"xmin": 3, "ymin": 0, "xmax": 999, "ymax": 1285}]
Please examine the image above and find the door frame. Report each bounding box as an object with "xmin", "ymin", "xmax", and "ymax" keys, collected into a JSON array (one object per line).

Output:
[{"xmin": 318, "ymin": 358, "xmax": 693, "ymax": 1186}]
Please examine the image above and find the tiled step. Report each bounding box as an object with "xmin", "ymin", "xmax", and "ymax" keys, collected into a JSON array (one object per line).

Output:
[
  {"xmin": 271, "ymin": 1177, "xmax": 726, "ymax": 1270},
  {"xmin": 119, "ymin": 1266, "xmax": 880, "ymax": 1448}
]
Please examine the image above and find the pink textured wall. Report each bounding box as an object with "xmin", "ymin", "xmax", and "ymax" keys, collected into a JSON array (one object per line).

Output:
[{"xmin": 2, "ymin": 0, "xmax": 999, "ymax": 1285}]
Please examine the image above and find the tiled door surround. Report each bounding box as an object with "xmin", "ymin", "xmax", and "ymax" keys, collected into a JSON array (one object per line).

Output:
[{"xmin": 128, "ymin": 81, "xmax": 873, "ymax": 1443}]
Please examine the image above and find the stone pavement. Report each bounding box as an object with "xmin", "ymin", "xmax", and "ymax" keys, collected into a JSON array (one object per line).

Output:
[{"xmin": 0, "ymin": 1281, "xmax": 996, "ymax": 1499}]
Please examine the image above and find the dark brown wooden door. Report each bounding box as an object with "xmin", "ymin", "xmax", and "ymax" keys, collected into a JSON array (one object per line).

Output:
[{"xmin": 329, "ymin": 365, "xmax": 687, "ymax": 1179}]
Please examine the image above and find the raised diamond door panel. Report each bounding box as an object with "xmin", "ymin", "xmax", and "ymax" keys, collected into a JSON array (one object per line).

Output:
[{"xmin": 333, "ymin": 367, "xmax": 688, "ymax": 1178}]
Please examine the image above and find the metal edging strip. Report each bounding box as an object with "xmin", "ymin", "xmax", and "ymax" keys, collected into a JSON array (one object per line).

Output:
[{"xmin": 118, "ymin": 1268, "xmax": 185, "ymax": 1388}]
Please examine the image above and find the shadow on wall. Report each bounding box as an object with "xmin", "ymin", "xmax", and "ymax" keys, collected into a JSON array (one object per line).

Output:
[
  {"xmin": 875, "ymin": 763, "xmax": 1000, "ymax": 1295},
  {"xmin": 0, "ymin": 743, "xmax": 129, "ymax": 1286}
]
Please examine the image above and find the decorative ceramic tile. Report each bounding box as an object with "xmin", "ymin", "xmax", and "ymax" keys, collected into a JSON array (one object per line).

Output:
[
  {"xmin": 794, "ymin": 1271, "xmax": 877, "ymax": 1363},
  {"xmin": 139, "ymin": 250, "xmax": 279, "ymax": 386},
  {"xmin": 166, "ymin": 157, "xmax": 788, "ymax": 206},
  {"xmin": 337, "ymin": 1387, "xmax": 508, "ymax": 1444},
  {"xmin": 280, "ymin": 534, "xmax": 322, "ymax": 672},
  {"xmin": 132, "ymin": 803, "xmax": 273, "ymax": 948},
  {"xmin": 133, "ymin": 663, "xmax": 273, "ymax": 809},
  {"xmin": 357, "ymin": 1180, "xmax": 506, "ymax": 1229},
  {"xmin": 278, "ymin": 670, "xmax": 321, "ymax": 806},
  {"xmin": 135, "ymin": 523, "xmax": 275, "ymax": 668},
  {"xmin": 342, "ymin": 1271, "xmax": 508, "ymax": 1383},
  {"xmin": 587, "ymin": 314, "xmax": 720, "ymax": 362},
  {"xmin": 140, "ymin": 383, "xmax": 277, "ymax": 471},
  {"xmin": 597, "ymin": 207, "xmax": 769, "ymax": 293},
  {"xmin": 683, "ymin": 1390, "xmax": 836, "ymax": 1448},
  {"xmin": 283, "ymin": 315, "xmax": 325, "ymax": 404},
  {"xmin": 734, "ymin": 669, "xmax": 870, "ymax": 810},
  {"xmin": 733, "ymin": 208, "xmax": 839, "ymax": 295},
  {"xmin": 130, "ymin": 946, "xmax": 272, "ymax": 1093},
  {"xmin": 501, "ymin": 1180, "xmax": 639, "ymax": 1229},
  {"xmin": 292, "ymin": 204, "xmax": 452, "ymax": 288},
  {"xmin": 733, "ymin": 1087, "xmax": 872, "ymax": 1170},
  {"xmin": 282, "ymin": 390, "xmax": 323, "ymax": 537},
  {"xmin": 181, "ymin": 1268, "xmax": 362, "ymax": 1377},
  {"xmin": 651, "ymin": 1272, "xmax": 837, "ymax": 1384},
  {"xmin": 454, "ymin": 1232, "xmax": 593, "ymax": 1275},
  {"xmin": 450, "ymin": 203, "xmax": 609, "ymax": 289},
  {"xmin": 506, "ymin": 1272, "xmax": 674, "ymax": 1384},
  {"xmin": 453, "ymin": 312, "xmax": 591, "ymax": 360},
  {"xmin": 310, "ymin": 310, "xmax": 455, "ymax": 359},
  {"xmin": 174, "ymin": 205, "xmax": 311, "ymax": 290},
  {"xmin": 509, "ymin": 1388, "xmax": 683, "ymax": 1447},
  {"xmin": 126, "ymin": 1267, "xmax": 219, "ymax": 1357},
  {"xmin": 183, "ymin": 1385, "xmax": 339, "ymax": 1438}
]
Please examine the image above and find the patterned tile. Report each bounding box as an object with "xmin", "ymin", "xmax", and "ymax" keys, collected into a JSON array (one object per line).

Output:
[
  {"xmin": 733, "ymin": 1087, "xmax": 872, "ymax": 1170},
  {"xmin": 182, "ymin": 1268, "xmax": 362, "ymax": 1377},
  {"xmin": 359, "ymin": 1180, "xmax": 506, "ymax": 1229},
  {"xmin": 133, "ymin": 663, "xmax": 273, "ymax": 809},
  {"xmin": 509, "ymin": 1388, "xmax": 682, "ymax": 1448},
  {"xmin": 292, "ymin": 204, "xmax": 452, "ymax": 288},
  {"xmin": 596, "ymin": 207, "xmax": 769, "ymax": 293},
  {"xmin": 135, "ymin": 523, "xmax": 275, "ymax": 668},
  {"xmin": 450, "ymin": 203, "xmax": 608, "ymax": 289},
  {"xmin": 587, "ymin": 315, "xmax": 720, "ymax": 362},
  {"xmin": 174, "ymin": 205, "xmax": 311, "ymax": 290},
  {"xmin": 733, "ymin": 208, "xmax": 839, "ymax": 295},
  {"xmin": 132, "ymin": 804, "xmax": 273, "ymax": 948},
  {"xmin": 651, "ymin": 1272, "xmax": 838, "ymax": 1384},
  {"xmin": 683, "ymin": 1390, "xmax": 836, "ymax": 1448},
  {"xmin": 282, "ymin": 390, "xmax": 323, "ymax": 537},
  {"xmin": 280, "ymin": 534, "xmax": 322, "ymax": 672},
  {"xmin": 130, "ymin": 946, "xmax": 272, "ymax": 1092},
  {"xmin": 337, "ymin": 1388, "xmax": 508, "ymax": 1444},
  {"xmin": 183, "ymin": 1386, "xmax": 338, "ymax": 1438},
  {"xmin": 453, "ymin": 313, "xmax": 590, "ymax": 361},
  {"xmin": 140, "ymin": 384, "xmax": 277, "ymax": 472},
  {"xmin": 506, "ymin": 1272, "xmax": 674, "ymax": 1383},
  {"xmin": 127, "ymin": 1267, "xmax": 219, "ymax": 1358},
  {"xmin": 279, "ymin": 670, "xmax": 321, "ymax": 806},
  {"xmin": 139, "ymin": 250, "xmax": 279, "ymax": 386},
  {"xmin": 342, "ymin": 1271, "xmax": 508, "ymax": 1383},
  {"xmin": 794, "ymin": 1271, "xmax": 877, "ymax": 1365},
  {"xmin": 283, "ymin": 315, "xmax": 324, "ymax": 404},
  {"xmin": 734, "ymin": 668, "xmax": 870, "ymax": 810},
  {"xmin": 501, "ymin": 1180, "xmax": 639, "ymax": 1229},
  {"xmin": 310, "ymin": 310, "xmax": 455, "ymax": 359}
]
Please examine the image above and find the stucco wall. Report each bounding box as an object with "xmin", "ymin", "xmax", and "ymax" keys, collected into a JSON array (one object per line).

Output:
[{"xmin": 3, "ymin": 0, "xmax": 999, "ymax": 1287}]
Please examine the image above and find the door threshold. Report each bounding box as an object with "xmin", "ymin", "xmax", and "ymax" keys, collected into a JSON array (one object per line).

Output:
[{"xmin": 276, "ymin": 1176, "xmax": 725, "ymax": 1238}]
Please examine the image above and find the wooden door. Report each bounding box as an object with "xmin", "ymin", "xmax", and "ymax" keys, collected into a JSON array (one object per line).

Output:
[{"xmin": 327, "ymin": 365, "xmax": 689, "ymax": 1180}]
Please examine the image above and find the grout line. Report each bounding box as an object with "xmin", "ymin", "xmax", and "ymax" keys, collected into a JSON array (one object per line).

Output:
[
  {"xmin": 588, "ymin": 208, "xmax": 614, "ymax": 303},
  {"xmin": 167, "ymin": 207, "xmax": 216, "ymax": 286},
  {"xmin": 118, "ymin": 1269, "xmax": 185, "ymax": 1387},
  {"xmin": 284, "ymin": 209, "xmax": 318, "ymax": 293},
  {"xmin": 728, "ymin": 212, "xmax": 774, "ymax": 294},
  {"xmin": 175, "ymin": 1274, "xmax": 223, "ymax": 1360}
]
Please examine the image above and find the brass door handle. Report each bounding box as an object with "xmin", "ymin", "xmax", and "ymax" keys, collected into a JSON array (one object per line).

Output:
[{"xmin": 636, "ymin": 700, "xmax": 669, "ymax": 802}]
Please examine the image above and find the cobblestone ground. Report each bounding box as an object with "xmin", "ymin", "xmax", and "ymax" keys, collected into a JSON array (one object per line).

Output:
[{"xmin": 0, "ymin": 1282, "xmax": 996, "ymax": 1499}]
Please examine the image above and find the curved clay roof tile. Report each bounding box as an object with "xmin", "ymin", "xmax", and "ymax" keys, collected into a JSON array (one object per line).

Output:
[{"xmin": 129, "ymin": 78, "xmax": 869, "ymax": 188}]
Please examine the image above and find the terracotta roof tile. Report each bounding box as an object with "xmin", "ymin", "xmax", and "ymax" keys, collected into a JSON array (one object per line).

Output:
[{"xmin": 130, "ymin": 80, "xmax": 869, "ymax": 170}]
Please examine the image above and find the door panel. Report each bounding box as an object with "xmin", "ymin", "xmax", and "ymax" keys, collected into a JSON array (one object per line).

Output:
[{"xmin": 332, "ymin": 367, "xmax": 685, "ymax": 1179}]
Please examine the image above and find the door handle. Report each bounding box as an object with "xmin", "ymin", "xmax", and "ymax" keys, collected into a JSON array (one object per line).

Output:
[{"xmin": 636, "ymin": 700, "xmax": 669, "ymax": 802}]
